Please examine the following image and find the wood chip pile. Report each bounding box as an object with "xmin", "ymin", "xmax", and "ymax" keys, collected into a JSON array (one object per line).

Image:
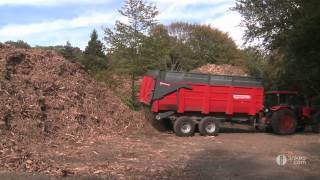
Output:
[
  {"xmin": 0, "ymin": 45, "xmax": 150, "ymax": 174},
  {"xmin": 192, "ymin": 64, "xmax": 248, "ymax": 76}
]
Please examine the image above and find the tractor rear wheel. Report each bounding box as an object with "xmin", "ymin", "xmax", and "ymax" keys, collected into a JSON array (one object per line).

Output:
[
  {"xmin": 174, "ymin": 116, "xmax": 195, "ymax": 137},
  {"xmin": 271, "ymin": 109, "xmax": 297, "ymax": 135},
  {"xmin": 199, "ymin": 117, "xmax": 220, "ymax": 136}
]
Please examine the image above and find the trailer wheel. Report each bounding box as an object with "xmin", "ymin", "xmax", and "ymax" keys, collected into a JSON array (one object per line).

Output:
[
  {"xmin": 174, "ymin": 116, "xmax": 195, "ymax": 137},
  {"xmin": 271, "ymin": 109, "xmax": 297, "ymax": 135},
  {"xmin": 199, "ymin": 117, "xmax": 220, "ymax": 136},
  {"xmin": 312, "ymin": 112, "xmax": 320, "ymax": 133}
]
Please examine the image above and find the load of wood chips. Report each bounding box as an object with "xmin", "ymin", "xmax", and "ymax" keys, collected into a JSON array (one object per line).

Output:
[
  {"xmin": 0, "ymin": 45, "xmax": 151, "ymax": 175},
  {"xmin": 192, "ymin": 64, "xmax": 248, "ymax": 76}
]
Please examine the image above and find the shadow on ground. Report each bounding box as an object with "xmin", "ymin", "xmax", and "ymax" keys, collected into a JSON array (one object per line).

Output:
[{"xmin": 161, "ymin": 147, "xmax": 319, "ymax": 180}]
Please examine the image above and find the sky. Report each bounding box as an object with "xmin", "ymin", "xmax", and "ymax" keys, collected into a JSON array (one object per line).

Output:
[{"xmin": 0, "ymin": 0, "xmax": 245, "ymax": 49}]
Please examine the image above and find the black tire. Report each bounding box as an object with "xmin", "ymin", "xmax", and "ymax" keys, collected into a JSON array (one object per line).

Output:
[
  {"xmin": 199, "ymin": 117, "xmax": 220, "ymax": 136},
  {"xmin": 174, "ymin": 116, "xmax": 195, "ymax": 137},
  {"xmin": 143, "ymin": 107, "xmax": 171, "ymax": 132},
  {"xmin": 271, "ymin": 109, "xmax": 297, "ymax": 135},
  {"xmin": 312, "ymin": 112, "xmax": 320, "ymax": 133}
]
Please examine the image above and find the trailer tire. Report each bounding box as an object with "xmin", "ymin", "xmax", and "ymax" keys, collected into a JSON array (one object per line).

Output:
[
  {"xmin": 199, "ymin": 117, "xmax": 220, "ymax": 136},
  {"xmin": 174, "ymin": 116, "xmax": 195, "ymax": 137},
  {"xmin": 271, "ymin": 109, "xmax": 297, "ymax": 135}
]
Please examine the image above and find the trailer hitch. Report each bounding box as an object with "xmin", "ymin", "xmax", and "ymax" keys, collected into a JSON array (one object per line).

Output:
[{"xmin": 155, "ymin": 111, "xmax": 175, "ymax": 121}]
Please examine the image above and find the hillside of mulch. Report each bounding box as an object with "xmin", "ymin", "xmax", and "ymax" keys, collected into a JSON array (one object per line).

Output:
[
  {"xmin": 0, "ymin": 44, "xmax": 152, "ymax": 174},
  {"xmin": 192, "ymin": 64, "xmax": 248, "ymax": 76}
]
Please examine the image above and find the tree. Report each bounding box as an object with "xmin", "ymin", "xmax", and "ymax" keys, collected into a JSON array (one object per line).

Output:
[
  {"xmin": 234, "ymin": 0, "xmax": 302, "ymax": 48},
  {"xmin": 242, "ymin": 47, "xmax": 277, "ymax": 90},
  {"xmin": 168, "ymin": 23, "xmax": 243, "ymax": 66},
  {"xmin": 81, "ymin": 30, "xmax": 107, "ymax": 71},
  {"xmin": 140, "ymin": 22, "xmax": 244, "ymax": 72},
  {"xmin": 140, "ymin": 24, "xmax": 193, "ymax": 71},
  {"xmin": 234, "ymin": 0, "xmax": 320, "ymax": 96},
  {"xmin": 5, "ymin": 40, "xmax": 31, "ymax": 49},
  {"xmin": 36, "ymin": 44, "xmax": 82, "ymax": 62},
  {"xmin": 60, "ymin": 41, "xmax": 78, "ymax": 62},
  {"xmin": 138, "ymin": 25, "xmax": 170, "ymax": 71},
  {"xmin": 104, "ymin": 0, "xmax": 158, "ymax": 104},
  {"xmin": 84, "ymin": 29, "xmax": 105, "ymax": 58}
]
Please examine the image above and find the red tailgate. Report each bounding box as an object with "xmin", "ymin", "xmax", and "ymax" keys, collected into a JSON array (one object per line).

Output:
[{"xmin": 139, "ymin": 76, "xmax": 155, "ymax": 105}]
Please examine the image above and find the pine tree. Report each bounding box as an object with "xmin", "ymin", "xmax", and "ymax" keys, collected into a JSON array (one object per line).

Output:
[
  {"xmin": 82, "ymin": 30, "xmax": 107, "ymax": 71},
  {"xmin": 84, "ymin": 29, "xmax": 105, "ymax": 58},
  {"xmin": 61, "ymin": 41, "xmax": 77, "ymax": 62}
]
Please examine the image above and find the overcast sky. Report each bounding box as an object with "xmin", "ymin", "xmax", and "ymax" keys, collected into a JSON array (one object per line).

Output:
[{"xmin": 0, "ymin": 0, "xmax": 245, "ymax": 49}]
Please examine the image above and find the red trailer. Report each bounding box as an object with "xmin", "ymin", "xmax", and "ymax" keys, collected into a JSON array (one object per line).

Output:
[
  {"xmin": 139, "ymin": 71, "xmax": 264, "ymax": 136},
  {"xmin": 140, "ymin": 71, "xmax": 320, "ymax": 136}
]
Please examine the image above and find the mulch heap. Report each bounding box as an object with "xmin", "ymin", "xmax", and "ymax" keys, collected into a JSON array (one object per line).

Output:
[
  {"xmin": 0, "ymin": 44, "xmax": 149, "ymax": 175},
  {"xmin": 192, "ymin": 64, "xmax": 248, "ymax": 76}
]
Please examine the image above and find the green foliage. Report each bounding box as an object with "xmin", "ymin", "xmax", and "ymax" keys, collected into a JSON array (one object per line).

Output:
[
  {"xmin": 118, "ymin": 94, "xmax": 143, "ymax": 111},
  {"xmin": 84, "ymin": 29, "xmax": 105, "ymax": 58},
  {"xmin": 234, "ymin": 0, "xmax": 299, "ymax": 47},
  {"xmin": 104, "ymin": 0, "xmax": 158, "ymax": 55},
  {"xmin": 91, "ymin": 69, "xmax": 119, "ymax": 88},
  {"xmin": 59, "ymin": 41, "xmax": 82, "ymax": 62},
  {"xmin": 104, "ymin": 0, "xmax": 159, "ymax": 105},
  {"xmin": 242, "ymin": 47, "xmax": 266, "ymax": 78},
  {"xmin": 36, "ymin": 44, "xmax": 82, "ymax": 63},
  {"xmin": 235, "ymin": 0, "xmax": 320, "ymax": 96},
  {"xmin": 242, "ymin": 47, "xmax": 283, "ymax": 90},
  {"xmin": 81, "ymin": 29, "xmax": 108, "ymax": 71},
  {"xmin": 35, "ymin": 45, "xmax": 65, "ymax": 51},
  {"xmin": 5, "ymin": 40, "xmax": 31, "ymax": 49},
  {"xmin": 79, "ymin": 55, "xmax": 108, "ymax": 72},
  {"xmin": 140, "ymin": 24, "xmax": 174, "ymax": 71},
  {"xmin": 140, "ymin": 22, "xmax": 243, "ymax": 72},
  {"xmin": 168, "ymin": 23, "xmax": 243, "ymax": 66}
]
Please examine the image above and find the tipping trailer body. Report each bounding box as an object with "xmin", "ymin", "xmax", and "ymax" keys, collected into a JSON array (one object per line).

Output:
[{"xmin": 139, "ymin": 71, "xmax": 264, "ymax": 117}]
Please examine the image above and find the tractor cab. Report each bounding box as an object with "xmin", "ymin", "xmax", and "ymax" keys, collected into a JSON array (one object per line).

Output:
[
  {"xmin": 264, "ymin": 91, "xmax": 311, "ymax": 117},
  {"xmin": 264, "ymin": 91, "xmax": 303, "ymax": 110},
  {"xmin": 262, "ymin": 91, "xmax": 317, "ymax": 134}
]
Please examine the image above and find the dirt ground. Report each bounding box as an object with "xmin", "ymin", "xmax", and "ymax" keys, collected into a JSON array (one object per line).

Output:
[{"xmin": 1, "ymin": 124, "xmax": 319, "ymax": 180}]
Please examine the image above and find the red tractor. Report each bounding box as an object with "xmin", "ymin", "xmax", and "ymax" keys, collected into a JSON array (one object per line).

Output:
[{"xmin": 259, "ymin": 91, "xmax": 320, "ymax": 134}]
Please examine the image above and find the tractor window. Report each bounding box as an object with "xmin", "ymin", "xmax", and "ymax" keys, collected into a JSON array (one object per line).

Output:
[
  {"xmin": 279, "ymin": 94, "xmax": 297, "ymax": 105},
  {"xmin": 265, "ymin": 93, "xmax": 299, "ymax": 107},
  {"xmin": 265, "ymin": 94, "xmax": 278, "ymax": 107}
]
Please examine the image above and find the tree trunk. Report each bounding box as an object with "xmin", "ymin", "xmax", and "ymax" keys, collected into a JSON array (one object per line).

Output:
[{"xmin": 163, "ymin": 58, "xmax": 167, "ymax": 71}]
